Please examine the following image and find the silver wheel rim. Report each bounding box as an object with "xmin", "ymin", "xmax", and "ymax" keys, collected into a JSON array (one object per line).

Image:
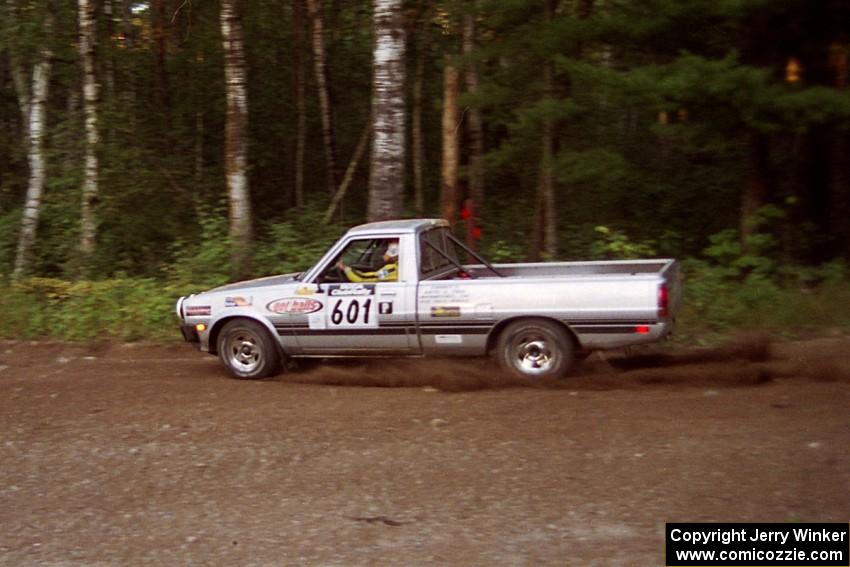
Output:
[
  {"xmin": 224, "ymin": 329, "xmax": 263, "ymax": 374},
  {"xmin": 511, "ymin": 334, "xmax": 555, "ymax": 376}
]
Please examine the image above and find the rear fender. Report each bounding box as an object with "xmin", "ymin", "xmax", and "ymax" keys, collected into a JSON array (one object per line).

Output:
[{"xmin": 486, "ymin": 316, "xmax": 581, "ymax": 355}]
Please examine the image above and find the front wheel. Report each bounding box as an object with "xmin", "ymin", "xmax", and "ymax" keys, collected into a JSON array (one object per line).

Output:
[
  {"xmin": 496, "ymin": 319, "xmax": 576, "ymax": 380},
  {"xmin": 217, "ymin": 319, "xmax": 281, "ymax": 379}
]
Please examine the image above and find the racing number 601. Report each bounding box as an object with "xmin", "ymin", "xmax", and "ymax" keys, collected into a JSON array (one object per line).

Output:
[{"xmin": 331, "ymin": 298, "xmax": 372, "ymax": 326}]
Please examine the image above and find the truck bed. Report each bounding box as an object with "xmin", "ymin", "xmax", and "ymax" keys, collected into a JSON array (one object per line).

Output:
[{"xmin": 465, "ymin": 259, "xmax": 676, "ymax": 279}]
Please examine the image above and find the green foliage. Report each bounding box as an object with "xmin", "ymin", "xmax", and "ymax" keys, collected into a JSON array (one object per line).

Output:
[
  {"xmin": 0, "ymin": 208, "xmax": 18, "ymax": 273},
  {"xmin": 165, "ymin": 209, "xmax": 233, "ymax": 288},
  {"xmin": 701, "ymin": 205, "xmax": 786, "ymax": 279},
  {"xmin": 555, "ymin": 149, "xmax": 629, "ymax": 188},
  {"xmin": 0, "ymin": 207, "xmax": 345, "ymax": 343},
  {"xmin": 482, "ymin": 239, "xmax": 525, "ymax": 262},
  {"xmin": 590, "ymin": 226, "xmax": 657, "ymax": 259},
  {"xmin": 252, "ymin": 206, "xmax": 344, "ymax": 276},
  {"xmin": 677, "ymin": 258, "xmax": 850, "ymax": 343},
  {"xmin": 164, "ymin": 204, "xmax": 343, "ymax": 288},
  {"xmin": 677, "ymin": 209, "xmax": 850, "ymax": 340},
  {"xmin": 0, "ymin": 277, "xmax": 196, "ymax": 342}
]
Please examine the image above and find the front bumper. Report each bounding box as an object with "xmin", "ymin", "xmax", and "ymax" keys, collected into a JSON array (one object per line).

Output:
[
  {"xmin": 180, "ymin": 324, "xmax": 200, "ymax": 344},
  {"xmin": 177, "ymin": 295, "xmax": 199, "ymax": 345}
]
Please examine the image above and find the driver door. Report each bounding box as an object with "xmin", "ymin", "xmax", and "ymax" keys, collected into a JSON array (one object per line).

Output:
[{"xmin": 294, "ymin": 238, "xmax": 419, "ymax": 354}]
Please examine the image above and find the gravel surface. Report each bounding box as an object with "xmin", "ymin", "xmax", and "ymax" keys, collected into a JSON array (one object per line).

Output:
[{"xmin": 1, "ymin": 337, "xmax": 848, "ymax": 566}]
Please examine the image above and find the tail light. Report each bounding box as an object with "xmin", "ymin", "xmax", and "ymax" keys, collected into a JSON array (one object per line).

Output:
[{"xmin": 658, "ymin": 283, "xmax": 669, "ymax": 319}]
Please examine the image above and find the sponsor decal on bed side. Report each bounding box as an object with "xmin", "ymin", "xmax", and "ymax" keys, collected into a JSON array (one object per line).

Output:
[
  {"xmin": 267, "ymin": 297, "xmax": 323, "ymax": 314},
  {"xmin": 431, "ymin": 306, "xmax": 461, "ymax": 318},
  {"xmin": 419, "ymin": 286, "xmax": 471, "ymax": 304}
]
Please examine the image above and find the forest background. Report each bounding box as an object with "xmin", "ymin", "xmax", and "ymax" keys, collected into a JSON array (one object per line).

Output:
[{"xmin": 1, "ymin": 0, "xmax": 850, "ymax": 343}]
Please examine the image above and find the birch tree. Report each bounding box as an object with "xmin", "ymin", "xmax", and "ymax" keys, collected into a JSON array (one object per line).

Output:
[
  {"xmin": 367, "ymin": 0, "xmax": 406, "ymax": 221},
  {"xmin": 79, "ymin": 0, "xmax": 99, "ymax": 260},
  {"xmin": 12, "ymin": 44, "xmax": 52, "ymax": 278},
  {"xmin": 220, "ymin": 0, "xmax": 253, "ymax": 277}
]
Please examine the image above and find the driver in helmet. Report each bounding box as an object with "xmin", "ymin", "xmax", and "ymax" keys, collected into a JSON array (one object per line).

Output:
[{"xmin": 338, "ymin": 239, "xmax": 399, "ymax": 282}]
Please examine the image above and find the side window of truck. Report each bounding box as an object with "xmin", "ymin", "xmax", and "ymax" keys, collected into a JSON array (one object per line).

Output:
[
  {"xmin": 319, "ymin": 238, "xmax": 400, "ymax": 283},
  {"xmin": 419, "ymin": 228, "xmax": 459, "ymax": 279}
]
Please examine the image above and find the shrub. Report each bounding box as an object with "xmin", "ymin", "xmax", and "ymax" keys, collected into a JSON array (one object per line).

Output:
[
  {"xmin": 0, "ymin": 277, "xmax": 196, "ymax": 342},
  {"xmin": 675, "ymin": 217, "xmax": 850, "ymax": 342},
  {"xmin": 252, "ymin": 207, "xmax": 343, "ymax": 276}
]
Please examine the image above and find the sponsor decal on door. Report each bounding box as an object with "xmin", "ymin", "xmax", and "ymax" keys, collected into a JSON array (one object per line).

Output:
[{"xmin": 267, "ymin": 298, "xmax": 323, "ymax": 314}]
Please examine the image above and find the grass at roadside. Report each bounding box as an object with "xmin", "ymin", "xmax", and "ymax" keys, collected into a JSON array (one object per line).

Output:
[
  {"xmin": 0, "ymin": 277, "xmax": 198, "ymax": 343},
  {"xmin": 673, "ymin": 264, "xmax": 850, "ymax": 345}
]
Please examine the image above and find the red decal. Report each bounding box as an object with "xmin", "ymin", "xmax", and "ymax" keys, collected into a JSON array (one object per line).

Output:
[{"xmin": 267, "ymin": 298, "xmax": 323, "ymax": 314}]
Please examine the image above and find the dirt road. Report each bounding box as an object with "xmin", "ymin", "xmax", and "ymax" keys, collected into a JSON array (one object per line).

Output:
[{"xmin": 1, "ymin": 337, "xmax": 848, "ymax": 566}]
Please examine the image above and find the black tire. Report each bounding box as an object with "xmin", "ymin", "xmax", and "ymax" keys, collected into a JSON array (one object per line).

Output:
[
  {"xmin": 216, "ymin": 319, "xmax": 282, "ymax": 379},
  {"xmin": 495, "ymin": 318, "xmax": 576, "ymax": 380}
]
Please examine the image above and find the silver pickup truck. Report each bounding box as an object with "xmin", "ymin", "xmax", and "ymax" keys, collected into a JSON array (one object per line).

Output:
[{"xmin": 176, "ymin": 218, "xmax": 681, "ymax": 380}]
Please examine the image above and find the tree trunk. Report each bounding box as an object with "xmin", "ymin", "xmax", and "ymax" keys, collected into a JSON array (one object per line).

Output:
[
  {"xmin": 411, "ymin": 13, "xmax": 428, "ymax": 216},
  {"xmin": 828, "ymin": 130, "xmax": 849, "ymax": 258},
  {"xmin": 306, "ymin": 0, "xmax": 340, "ymax": 198},
  {"xmin": 221, "ymin": 0, "xmax": 253, "ymax": 278},
  {"xmin": 119, "ymin": 0, "xmax": 134, "ymax": 49},
  {"xmin": 194, "ymin": 108, "xmax": 204, "ymax": 182},
  {"xmin": 367, "ymin": 0, "xmax": 406, "ymax": 221},
  {"xmin": 13, "ymin": 48, "xmax": 52, "ymax": 279},
  {"xmin": 530, "ymin": 113, "xmax": 556, "ymax": 261},
  {"xmin": 118, "ymin": 0, "xmax": 137, "ymax": 130},
  {"xmin": 531, "ymin": 0, "xmax": 558, "ymax": 260},
  {"xmin": 463, "ymin": 6, "xmax": 484, "ymax": 210},
  {"xmin": 440, "ymin": 63, "xmax": 459, "ymax": 225},
  {"xmin": 79, "ymin": 0, "xmax": 100, "ymax": 261},
  {"xmin": 829, "ymin": 42, "xmax": 849, "ymax": 258},
  {"xmin": 153, "ymin": 0, "xmax": 171, "ymax": 133},
  {"xmin": 293, "ymin": 0, "xmax": 306, "ymax": 208},
  {"xmin": 103, "ymin": 0, "xmax": 115, "ymax": 103},
  {"xmin": 193, "ymin": 44, "xmax": 206, "ymax": 209},
  {"xmin": 741, "ymin": 130, "xmax": 769, "ymax": 244},
  {"xmin": 324, "ymin": 118, "xmax": 371, "ymax": 224}
]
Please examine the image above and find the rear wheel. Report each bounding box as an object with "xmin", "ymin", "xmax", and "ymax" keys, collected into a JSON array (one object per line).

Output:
[
  {"xmin": 217, "ymin": 319, "xmax": 281, "ymax": 379},
  {"xmin": 496, "ymin": 319, "xmax": 575, "ymax": 380}
]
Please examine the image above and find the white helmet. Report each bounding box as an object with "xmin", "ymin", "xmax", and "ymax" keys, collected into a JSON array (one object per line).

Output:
[{"xmin": 385, "ymin": 241, "xmax": 399, "ymax": 259}]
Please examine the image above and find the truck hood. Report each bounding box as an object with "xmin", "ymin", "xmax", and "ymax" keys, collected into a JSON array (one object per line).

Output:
[{"xmin": 207, "ymin": 272, "xmax": 301, "ymax": 293}]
